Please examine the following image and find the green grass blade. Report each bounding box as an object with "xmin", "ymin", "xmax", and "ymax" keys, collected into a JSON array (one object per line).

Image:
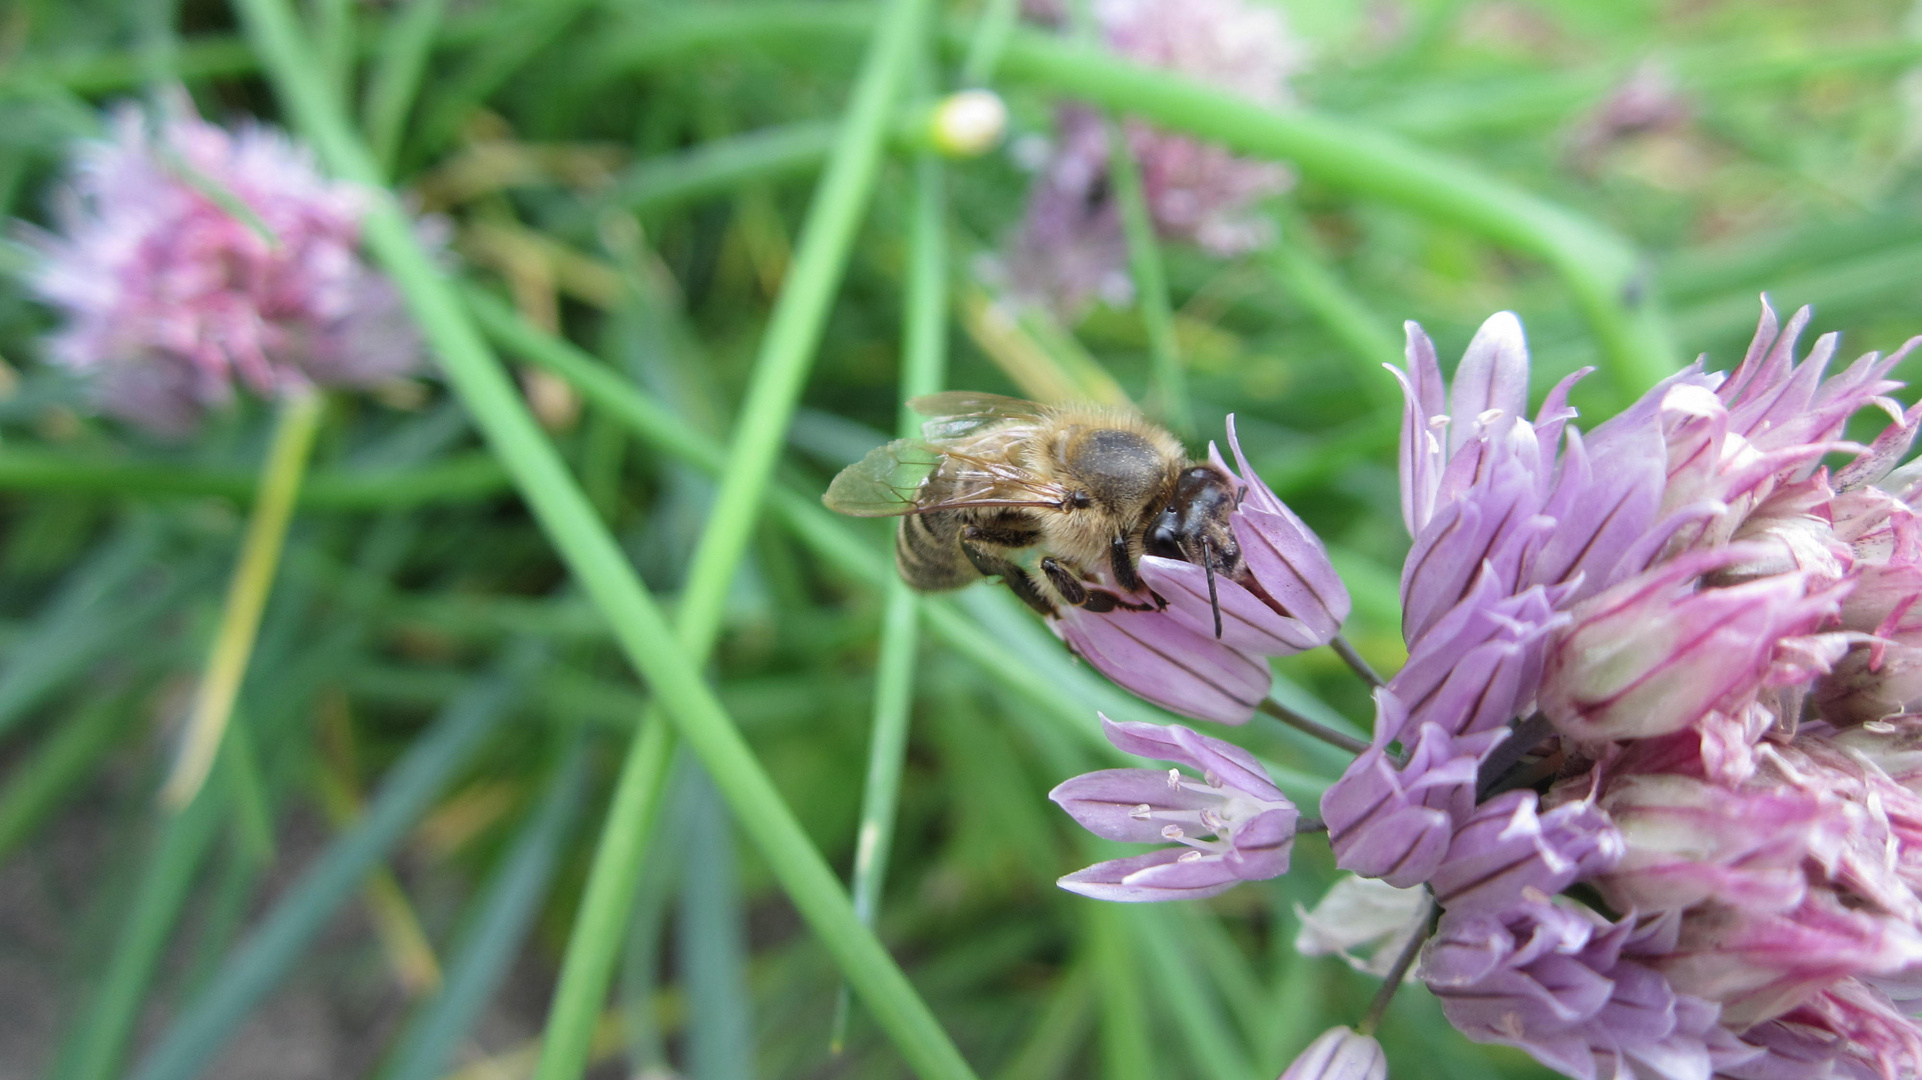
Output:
[
  {"xmin": 50, "ymin": 780, "xmax": 225, "ymax": 1080},
  {"xmin": 1103, "ymin": 122, "xmax": 1188, "ymax": 432},
  {"xmin": 598, "ymin": 119, "xmax": 841, "ymax": 217},
  {"xmin": 535, "ymin": 0, "xmax": 940, "ymax": 1069},
  {"xmin": 959, "ymin": 0, "xmax": 1020, "ymax": 86},
  {"xmin": 234, "ymin": 0, "xmax": 975, "ymax": 1071},
  {"xmin": 1130, "ymin": 905, "xmax": 1254, "ymax": 1080},
  {"xmin": 0, "ymin": 693, "xmax": 133, "ymax": 861},
  {"xmin": 379, "ymin": 737, "xmax": 589, "ymax": 1080},
  {"xmin": 833, "ymin": 132, "xmax": 949, "ymax": 1049},
  {"xmin": 1263, "ymin": 224, "xmax": 1403, "ymax": 415},
  {"xmin": 535, "ymin": 718, "xmax": 675, "ymax": 1080},
  {"xmin": 1089, "ymin": 902, "xmax": 1155, "ymax": 1080},
  {"xmin": 361, "ymin": 0, "xmax": 447, "ymax": 176},
  {"xmin": 0, "ymin": 448, "xmax": 508, "ymax": 508},
  {"xmin": 0, "ymin": 522, "xmax": 161, "ymax": 740},
  {"xmin": 411, "ymin": 0, "xmax": 595, "ymax": 156},
  {"xmin": 125, "ymin": 646, "xmax": 536, "ymax": 1080},
  {"xmin": 677, "ymin": 769, "xmax": 756, "ymax": 1080}
]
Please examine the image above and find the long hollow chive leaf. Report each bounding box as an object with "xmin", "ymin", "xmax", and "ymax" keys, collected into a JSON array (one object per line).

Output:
[
  {"xmin": 1089, "ymin": 901, "xmax": 1157, "ymax": 1080},
  {"xmin": 0, "ymin": 693, "xmax": 132, "ymax": 862},
  {"xmin": 161, "ymin": 389, "xmax": 324, "ymax": 809},
  {"xmin": 0, "ymin": 522, "xmax": 165, "ymax": 741},
  {"xmin": 233, "ymin": 0, "xmax": 978, "ymax": 1073},
  {"xmin": 676, "ymin": 769, "xmax": 756, "ymax": 1080},
  {"xmin": 833, "ymin": 136, "xmax": 948, "ymax": 1050},
  {"xmin": 1104, "ymin": 120, "xmax": 1189, "ymax": 435},
  {"xmin": 0, "ymin": 448, "xmax": 509, "ymax": 508},
  {"xmin": 533, "ymin": 718, "xmax": 676, "ymax": 1080},
  {"xmin": 378, "ymin": 738, "xmax": 589, "ymax": 1080},
  {"xmin": 1129, "ymin": 905, "xmax": 1254, "ymax": 1080},
  {"xmin": 51, "ymin": 782, "xmax": 225, "ymax": 1080},
  {"xmin": 536, "ymin": 0, "xmax": 940, "ymax": 1067},
  {"xmin": 126, "ymin": 646, "xmax": 536, "ymax": 1080},
  {"xmin": 361, "ymin": 0, "xmax": 448, "ymax": 177}
]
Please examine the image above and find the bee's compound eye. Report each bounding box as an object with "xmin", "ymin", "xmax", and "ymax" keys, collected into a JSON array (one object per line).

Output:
[
  {"xmin": 1066, "ymin": 490, "xmax": 1094, "ymax": 509},
  {"xmin": 1145, "ymin": 513, "xmax": 1182, "ymax": 560}
]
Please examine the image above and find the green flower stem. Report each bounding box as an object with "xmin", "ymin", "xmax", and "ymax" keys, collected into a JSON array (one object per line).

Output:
[
  {"xmin": 231, "ymin": 4, "xmax": 977, "ymax": 1080},
  {"xmin": 161, "ymin": 388, "xmax": 324, "ymax": 809},
  {"xmin": 0, "ymin": 449, "xmax": 507, "ymax": 508},
  {"xmin": 832, "ymin": 140, "xmax": 949, "ymax": 1050}
]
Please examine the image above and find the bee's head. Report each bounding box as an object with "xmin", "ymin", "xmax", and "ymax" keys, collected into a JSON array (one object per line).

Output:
[{"xmin": 1146, "ymin": 464, "xmax": 1243, "ymax": 574}]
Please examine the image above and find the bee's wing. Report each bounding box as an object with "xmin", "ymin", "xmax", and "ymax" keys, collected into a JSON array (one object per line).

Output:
[
  {"xmin": 909, "ymin": 392, "xmax": 1047, "ymax": 442},
  {"xmin": 823, "ymin": 439, "xmax": 946, "ymax": 517},
  {"xmin": 823, "ymin": 439, "xmax": 1069, "ymax": 517}
]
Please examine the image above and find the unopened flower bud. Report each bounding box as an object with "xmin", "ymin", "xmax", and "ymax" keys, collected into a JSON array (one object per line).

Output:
[
  {"xmin": 1277, "ymin": 1026, "xmax": 1387, "ymax": 1080},
  {"xmin": 929, "ymin": 90, "xmax": 1008, "ymax": 157}
]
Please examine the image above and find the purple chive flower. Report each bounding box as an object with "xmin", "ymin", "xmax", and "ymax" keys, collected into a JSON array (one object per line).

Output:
[
  {"xmin": 1537, "ymin": 549, "xmax": 1848, "ymax": 742},
  {"xmin": 1427, "ymin": 789, "xmax": 1620, "ymax": 916},
  {"xmin": 1004, "ymin": 0, "xmax": 1302, "ymax": 317},
  {"xmin": 1320, "ymin": 300, "xmax": 1922, "ymax": 1077},
  {"xmin": 19, "ymin": 93, "xmax": 424, "ymax": 433},
  {"xmin": 1322, "ymin": 692, "xmax": 1504, "ymax": 887},
  {"xmin": 1276, "ymin": 1027, "xmax": 1387, "ymax": 1080},
  {"xmin": 1052, "ymin": 605, "xmax": 1272, "ymax": 726},
  {"xmin": 1051, "ymin": 416, "xmax": 1348, "ymax": 725},
  {"xmin": 1049, "ymin": 717, "xmax": 1298, "ymax": 901},
  {"xmin": 1419, "ymin": 899, "xmax": 1759, "ymax": 1080}
]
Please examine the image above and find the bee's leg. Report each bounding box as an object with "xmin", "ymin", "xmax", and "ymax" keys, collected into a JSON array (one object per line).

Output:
[
  {"xmin": 1040, "ymin": 557, "xmax": 1088, "ymax": 605},
  {"xmin": 1109, "ymin": 534, "xmax": 1142, "ymax": 593},
  {"xmin": 1078, "ymin": 590, "xmax": 1159, "ymax": 614},
  {"xmin": 961, "ymin": 534, "xmax": 1054, "ymax": 617}
]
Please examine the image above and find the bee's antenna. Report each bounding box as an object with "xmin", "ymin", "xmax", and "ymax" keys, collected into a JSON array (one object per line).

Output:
[{"xmin": 1202, "ymin": 537, "xmax": 1223, "ymax": 640}]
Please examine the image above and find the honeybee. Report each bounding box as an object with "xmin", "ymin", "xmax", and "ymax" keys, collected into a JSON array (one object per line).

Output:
[{"xmin": 824, "ymin": 392, "xmax": 1246, "ymax": 633}]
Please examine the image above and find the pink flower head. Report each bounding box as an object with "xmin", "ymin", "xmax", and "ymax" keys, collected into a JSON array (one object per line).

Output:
[
  {"xmin": 1323, "ymin": 301, "xmax": 1922, "ymax": 1077},
  {"xmin": 20, "ymin": 93, "xmax": 424, "ymax": 433},
  {"xmin": 1049, "ymin": 717, "xmax": 1298, "ymax": 901},
  {"xmin": 1004, "ymin": 0, "xmax": 1303, "ymax": 317},
  {"xmin": 1051, "ymin": 416, "xmax": 1347, "ymax": 725},
  {"xmin": 1419, "ymin": 899, "xmax": 1759, "ymax": 1080}
]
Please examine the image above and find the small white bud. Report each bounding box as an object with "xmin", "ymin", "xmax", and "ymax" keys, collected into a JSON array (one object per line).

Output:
[{"xmin": 930, "ymin": 90, "xmax": 1008, "ymax": 158}]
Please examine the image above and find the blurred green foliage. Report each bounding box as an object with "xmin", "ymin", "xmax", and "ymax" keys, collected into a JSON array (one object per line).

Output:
[{"xmin": 1, "ymin": 0, "xmax": 1919, "ymax": 1078}]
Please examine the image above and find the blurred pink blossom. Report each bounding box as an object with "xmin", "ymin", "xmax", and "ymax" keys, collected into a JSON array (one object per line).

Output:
[{"xmin": 20, "ymin": 93, "xmax": 425, "ymax": 433}]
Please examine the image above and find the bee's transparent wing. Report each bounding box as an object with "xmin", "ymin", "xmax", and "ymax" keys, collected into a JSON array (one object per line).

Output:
[
  {"xmin": 823, "ymin": 439, "xmax": 946, "ymax": 517},
  {"xmin": 823, "ymin": 439, "xmax": 1068, "ymax": 517},
  {"xmin": 909, "ymin": 391, "xmax": 1046, "ymax": 442}
]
